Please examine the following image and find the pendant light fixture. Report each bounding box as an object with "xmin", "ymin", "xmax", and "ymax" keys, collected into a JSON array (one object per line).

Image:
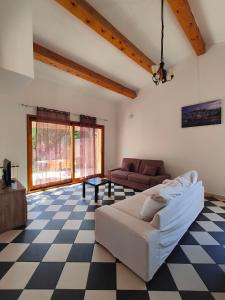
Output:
[{"xmin": 152, "ymin": 0, "xmax": 174, "ymax": 85}]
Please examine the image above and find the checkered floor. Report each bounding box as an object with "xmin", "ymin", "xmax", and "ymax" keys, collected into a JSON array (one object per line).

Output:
[{"xmin": 0, "ymin": 183, "xmax": 225, "ymax": 300}]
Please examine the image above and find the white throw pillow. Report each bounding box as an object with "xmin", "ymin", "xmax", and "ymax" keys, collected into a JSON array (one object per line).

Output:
[
  {"xmin": 152, "ymin": 170, "xmax": 198, "ymax": 202},
  {"xmin": 140, "ymin": 196, "xmax": 166, "ymax": 222},
  {"xmin": 162, "ymin": 179, "xmax": 173, "ymax": 184},
  {"xmin": 176, "ymin": 170, "xmax": 198, "ymax": 185}
]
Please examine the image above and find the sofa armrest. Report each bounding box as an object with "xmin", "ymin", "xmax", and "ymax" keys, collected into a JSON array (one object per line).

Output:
[
  {"xmin": 107, "ymin": 168, "xmax": 121, "ymax": 180},
  {"xmin": 96, "ymin": 205, "xmax": 156, "ymax": 241},
  {"xmin": 149, "ymin": 174, "xmax": 171, "ymax": 186},
  {"xmin": 95, "ymin": 205, "xmax": 160, "ymax": 281}
]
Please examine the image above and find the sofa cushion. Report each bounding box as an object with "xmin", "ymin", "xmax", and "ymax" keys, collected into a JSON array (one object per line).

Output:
[
  {"xmin": 151, "ymin": 182, "xmax": 182, "ymax": 202},
  {"xmin": 142, "ymin": 165, "xmax": 158, "ymax": 176},
  {"xmin": 128, "ymin": 173, "xmax": 151, "ymax": 185},
  {"xmin": 121, "ymin": 161, "xmax": 131, "ymax": 171},
  {"xmin": 139, "ymin": 160, "xmax": 165, "ymax": 176},
  {"xmin": 142, "ymin": 184, "xmax": 165, "ymax": 198},
  {"xmin": 162, "ymin": 179, "xmax": 172, "ymax": 184},
  {"xmin": 112, "ymin": 193, "xmax": 147, "ymax": 219},
  {"xmin": 140, "ymin": 196, "xmax": 166, "ymax": 222},
  {"xmin": 174, "ymin": 170, "xmax": 198, "ymax": 185},
  {"xmin": 122, "ymin": 158, "xmax": 141, "ymax": 173},
  {"xmin": 152, "ymin": 170, "xmax": 199, "ymax": 202},
  {"xmin": 111, "ymin": 170, "xmax": 131, "ymax": 180}
]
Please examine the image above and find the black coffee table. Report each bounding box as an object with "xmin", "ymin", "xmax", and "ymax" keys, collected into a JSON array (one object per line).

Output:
[{"xmin": 82, "ymin": 177, "xmax": 111, "ymax": 202}]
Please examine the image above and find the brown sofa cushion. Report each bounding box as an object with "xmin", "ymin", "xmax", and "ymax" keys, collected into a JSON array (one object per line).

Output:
[
  {"xmin": 142, "ymin": 165, "xmax": 158, "ymax": 176},
  {"xmin": 111, "ymin": 170, "xmax": 131, "ymax": 180},
  {"xmin": 122, "ymin": 158, "xmax": 141, "ymax": 173},
  {"xmin": 139, "ymin": 160, "xmax": 165, "ymax": 175},
  {"xmin": 121, "ymin": 161, "xmax": 131, "ymax": 171},
  {"xmin": 128, "ymin": 173, "xmax": 151, "ymax": 185}
]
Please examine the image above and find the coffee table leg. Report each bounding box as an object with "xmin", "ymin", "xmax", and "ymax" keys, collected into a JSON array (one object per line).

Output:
[
  {"xmin": 95, "ymin": 186, "xmax": 99, "ymax": 202},
  {"xmin": 82, "ymin": 181, "xmax": 85, "ymax": 198},
  {"xmin": 108, "ymin": 181, "xmax": 111, "ymax": 197}
]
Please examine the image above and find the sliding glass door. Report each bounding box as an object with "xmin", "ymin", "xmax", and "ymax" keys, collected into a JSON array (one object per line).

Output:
[
  {"xmin": 28, "ymin": 116, "xmax": 104, "ymax": 191},
  {"xmin": 74, "ymin": 125, "xmax": 104, "ymax": 180},
  {"xmin": 29, "ymin": 118, "xmax": 72, "ymax": 190}
]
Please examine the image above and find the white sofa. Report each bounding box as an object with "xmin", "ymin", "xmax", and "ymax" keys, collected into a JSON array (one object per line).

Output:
[{"xmin": 95, "ymin": 175, "xmax": 204, "ymax": 281}]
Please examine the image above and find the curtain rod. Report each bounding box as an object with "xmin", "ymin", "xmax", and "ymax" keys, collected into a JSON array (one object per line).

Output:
[{"xmin": 20, "ymin": 104, "xmax": 108, "ymax": 122}]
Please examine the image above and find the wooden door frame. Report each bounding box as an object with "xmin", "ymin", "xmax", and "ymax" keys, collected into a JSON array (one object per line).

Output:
[{"xmin": 27, "ymin": 115, "xmax": 105, "ymax": 193}]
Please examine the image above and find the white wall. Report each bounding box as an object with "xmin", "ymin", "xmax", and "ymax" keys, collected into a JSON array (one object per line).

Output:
[
  {"xmin": 117, "ymin": 43, "xmax": 225, "ymax": 196},
  {"xmin": 0, "ymin": 77, "xmax": 118, "ymax": 188},
  {"xmin": 0, "ymin": 0, "xmax": 34, "ymax": 93},
  {"xmin": 1, "ymin": 41, "xmax": 225, "ymax": 195}
]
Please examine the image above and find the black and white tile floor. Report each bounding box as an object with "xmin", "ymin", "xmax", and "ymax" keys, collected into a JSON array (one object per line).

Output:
[{"xmin": 0, "ymin": 183, "xmax": 225, "ymax": 300}]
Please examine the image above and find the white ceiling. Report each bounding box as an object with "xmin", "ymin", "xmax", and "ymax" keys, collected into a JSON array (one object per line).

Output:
[
  {"xmin": 32, "ymin": 0, "xmax": 225, "ymax": 102},
  {"xmin": 189, "ymin": 0, "xmax": 225, "ymax": 46}
]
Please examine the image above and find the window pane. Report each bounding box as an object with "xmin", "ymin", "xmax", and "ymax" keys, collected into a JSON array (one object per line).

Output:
[
  {"xmin": 95, "ymin": 128, "xmax": 102, "ymax": 174},
  {"xmin": 74, "ymin": 126, "xmax": 81, "ymax": 179},
  {"xmin": 74, "ymin": 126, "xmax": 103, "ymax": 178},
  {"xmin": 32, "ymin": 121, "xmax": 72, "ymax": 186}
]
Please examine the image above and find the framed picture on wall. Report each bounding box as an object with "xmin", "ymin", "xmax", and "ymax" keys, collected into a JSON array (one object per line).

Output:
[{"xmin": 181, "ymin": 99, "xmax": 222, "ymax": 128}]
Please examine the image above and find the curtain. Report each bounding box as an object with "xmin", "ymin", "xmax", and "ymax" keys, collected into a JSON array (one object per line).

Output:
[
  {"xmin": 32, "ymin": 107, "xmax": 71, "ymax": 186},
  {"xmin": 79, "ymin": 115, "xmax": 97, "ymax": 179}
]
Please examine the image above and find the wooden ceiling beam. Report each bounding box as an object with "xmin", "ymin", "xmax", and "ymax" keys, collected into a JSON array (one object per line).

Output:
[
  {"xmin": 55, "ymin": 0, "xmax": 155, "ymax": 73},
  {"xmin": 167, "ymin": 0, "xmax": 206, "ymax": 56},
  {"xmin": 33, "ymin": 43, "xmax": 137, "ymax": 99}
]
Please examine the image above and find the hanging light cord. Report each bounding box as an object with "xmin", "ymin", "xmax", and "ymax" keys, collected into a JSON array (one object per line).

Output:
[
  {"xmin": 161, "ymin": 0, "xmax": 164, "ymax": 63},
  {"xmin": 152, "ymin": 0, "xmax": 174, "ymax": 84}
]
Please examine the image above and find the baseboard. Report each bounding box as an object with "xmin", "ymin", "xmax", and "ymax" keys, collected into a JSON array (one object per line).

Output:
[{"xmin": 205, "ymin": 192, "xmax": 225, "ymax": 201}]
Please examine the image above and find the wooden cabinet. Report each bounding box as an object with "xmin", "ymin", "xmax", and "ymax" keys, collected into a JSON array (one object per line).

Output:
[{"xmin": 0, "ymin": 179, "xmax": 27, "ymax": 233}]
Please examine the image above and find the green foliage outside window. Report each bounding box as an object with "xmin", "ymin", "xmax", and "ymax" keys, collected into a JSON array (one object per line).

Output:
[{"xmin": 74, "ymin": 130, "xmax": 80, "ymax": 139}]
